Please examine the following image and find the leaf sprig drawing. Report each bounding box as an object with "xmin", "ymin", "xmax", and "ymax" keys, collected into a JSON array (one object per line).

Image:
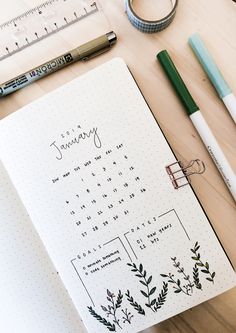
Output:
[
  {"xmin": 161, "ymin": 242, "xmax": 216, "ymax": 297},
  {"xmin": 193, "ymin": 264, "xmax": 202, "ymax": 290},
  {"xmin": 171, "ymin": 257, "xmax": 194, "ymax": 294},
  {"xmin": 101, "ymin": 289, "xmax": 123, "ymax": 329},
  {"xmin": 154, "ymin": 281, "xmax": 168, "ymax": 311},
  {"xmin": 160, "ymin": 273, "xmax": 191, "ymax": 296},
  {"xmin": 127, "ymin": 263, "xmax": 156, "ymax": 312},
  {"xmin": 125, "ymin": 290, "xmax": 145, "ymax": 315},
  {"xmin": 88, "ymin": 242, "xmax": 216, "ymax": 331},
  {"xmin": 121, "ymin": 308, "xmax": 133, "ymax": 324},
  {"xmin": 191, "ymin": 242, "xmax": 216, "ymax": 283},
  {"xmin": 115, "ymin": 290, "xmax": 123, "ymax": 310},
  {"xmin": 88, "ymin": 306, "xmax": 116, "ymax": 332}
]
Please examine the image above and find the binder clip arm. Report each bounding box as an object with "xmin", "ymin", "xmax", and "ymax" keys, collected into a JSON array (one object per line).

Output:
[{"xmin": 166, "ymin": 159, "xmax": 205, "ymax": 189}]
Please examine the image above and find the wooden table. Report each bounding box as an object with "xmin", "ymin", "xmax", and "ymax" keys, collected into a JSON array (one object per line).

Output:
[{"xmin": 0, "ymin": 0, "xmax": 235, "ymax": 332}]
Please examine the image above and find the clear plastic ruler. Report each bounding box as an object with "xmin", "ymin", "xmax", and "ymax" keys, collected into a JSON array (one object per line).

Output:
[{"xmin": 0, "ymin": 0, "xmax": 102, "ymax": 61}]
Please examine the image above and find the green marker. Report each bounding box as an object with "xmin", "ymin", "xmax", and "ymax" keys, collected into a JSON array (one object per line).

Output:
[
  {"xmin": 157, "ymin": 50, "xmax": 236, "ymax": 201},
  {"xmin": 189, "ymin": 33, "xmax": 236, "ymax": 124}
]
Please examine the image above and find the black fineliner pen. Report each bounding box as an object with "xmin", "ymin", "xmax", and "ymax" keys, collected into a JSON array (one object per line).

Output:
[{"xmin": 0, "ymin": 31, "xmax": 117, "ymax": 97}]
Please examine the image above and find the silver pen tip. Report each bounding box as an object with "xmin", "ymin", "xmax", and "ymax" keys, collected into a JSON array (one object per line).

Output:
[{"xmin": 106, "ymin": 31, "xmax": 117, "ymax": 46}]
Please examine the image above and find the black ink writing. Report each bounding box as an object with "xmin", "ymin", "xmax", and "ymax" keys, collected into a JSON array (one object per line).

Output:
[{"xmin": 50, "ymin": 127, "xmax": 102, "ymax": 160}]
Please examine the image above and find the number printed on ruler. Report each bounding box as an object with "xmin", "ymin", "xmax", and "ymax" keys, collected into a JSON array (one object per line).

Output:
[
  {"xmin": 51, "ymin": 141, "xmax": 147, "ymax": 239},
  {"xmin": 0, "ymin": 0, "xmax": 99, "ymax": 61}
]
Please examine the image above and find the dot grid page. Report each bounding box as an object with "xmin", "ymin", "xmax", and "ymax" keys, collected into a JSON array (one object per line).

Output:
[
  {"xmin": 0, "ymin": 161, "xmax": 86, "ymax": 333},
  {"xmin": 0, "ymin": 58, "xmax": 235, "ymax": 333}
]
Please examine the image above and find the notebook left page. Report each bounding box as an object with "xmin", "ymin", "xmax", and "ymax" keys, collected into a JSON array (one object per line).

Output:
[{"xmin": 0, "ymin": 161, "xmax": 87, "ymax": 333}]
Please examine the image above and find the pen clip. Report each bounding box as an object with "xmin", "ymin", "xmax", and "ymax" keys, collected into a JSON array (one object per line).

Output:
[
  {"xmin": 78, "ymin": 32, "xmax": 116, "ymax": 61},
  {"xmin": 81, "ymin": 46, "xmax": 111, "ymax": 61}
]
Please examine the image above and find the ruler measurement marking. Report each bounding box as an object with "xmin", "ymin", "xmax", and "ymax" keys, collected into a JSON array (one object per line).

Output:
[
  {"xmin": 0, "ymin": 1, "xmax": 99, "ymax": 61},
  {"xmin": 0, "ymin": 0, "xmax": 62, "ymax": 29},
  {"xmin": 0, "ymin": 6, "xmax": 98, "ymax": 61}
]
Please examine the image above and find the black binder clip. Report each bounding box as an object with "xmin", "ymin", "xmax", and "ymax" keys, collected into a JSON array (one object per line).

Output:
[{"xmin": 166, "ymin": 159, "xmax": 205, "ymax": 189}]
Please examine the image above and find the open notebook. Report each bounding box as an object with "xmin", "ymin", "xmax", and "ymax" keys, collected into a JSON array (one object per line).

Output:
[{"xmin": 0, "ymin": 58, "xmax": 235, "ymax": 333}]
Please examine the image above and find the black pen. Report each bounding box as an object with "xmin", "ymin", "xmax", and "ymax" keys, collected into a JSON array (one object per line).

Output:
[{"xmin": 0, "ymin": 31, "xmax": 117, "ymax": 97}]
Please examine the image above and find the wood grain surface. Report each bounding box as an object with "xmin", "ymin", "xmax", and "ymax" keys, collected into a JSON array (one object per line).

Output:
[{"xmin": 0, "ymin": 0, "xmax": 235, "ymax": 332}]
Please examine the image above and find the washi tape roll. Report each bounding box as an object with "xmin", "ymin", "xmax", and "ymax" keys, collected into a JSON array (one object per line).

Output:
[{"xmin": 125, "ymin": 0, "xmax": 178, "ymax": 33}]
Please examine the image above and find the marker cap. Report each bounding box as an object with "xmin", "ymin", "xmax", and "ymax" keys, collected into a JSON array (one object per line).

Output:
[
  {"xmin": 188, "ymin": 33, "xmax": 231, "ymax": 99},
  {"xmin": 157, "ymin": 50, "xmax": 199, "ymax": 116}
]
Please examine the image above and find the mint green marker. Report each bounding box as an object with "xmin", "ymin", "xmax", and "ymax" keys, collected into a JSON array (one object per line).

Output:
[
  {"xmin": 157, "ymin": 50, "xmax": 236, "ymax": 201},
  {"xmin": 188, "ymin": 33, "xmax": 236, "ymax": 124}
]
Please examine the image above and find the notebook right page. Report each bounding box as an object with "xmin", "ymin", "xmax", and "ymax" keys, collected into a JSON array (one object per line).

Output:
[{"xmin": 0, "ymin": 58, "xmax": 235, "ymax": 333}]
